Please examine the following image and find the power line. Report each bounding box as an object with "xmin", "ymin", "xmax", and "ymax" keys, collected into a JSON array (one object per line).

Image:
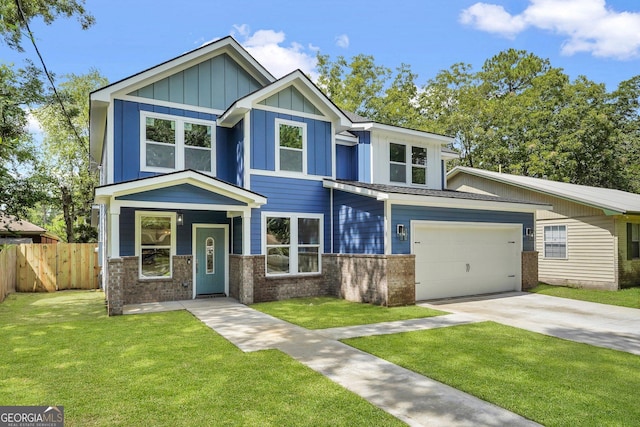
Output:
[{"xmin": 13, "ymin": 0, "xmax": 89, "ymax": 156}]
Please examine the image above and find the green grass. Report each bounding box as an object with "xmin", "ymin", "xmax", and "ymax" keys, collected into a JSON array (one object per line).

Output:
[
  {"xmin": 251, "ymin": 296, "xmax": 447, "ymax": 329},
  {"xmin": 529, "ymin": 283, "xmax": 640, "ymax": 308},
  {"xmin": 345, "ymin": 321, "xmax": 640, "ymax": 427},
  {"xmin": 0, "ymin": 291, "xmax": 404, "ymax": 427}
]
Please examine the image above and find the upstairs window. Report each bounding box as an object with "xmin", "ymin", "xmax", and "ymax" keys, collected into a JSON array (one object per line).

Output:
[
  {"xmin": 141, "ymin": 112, "xmax": 214, "ymax": 173},
  {"xmin": 276, "ymin": 119, "xmax": 306, "ymax": 173},
  {"xmin": 389, "ymin": 143, "xmax": 428, "ymax": 185}
]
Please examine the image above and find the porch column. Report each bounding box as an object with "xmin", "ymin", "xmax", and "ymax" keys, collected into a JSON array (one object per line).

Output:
[
  {"xmin": 242, "ymin": 209, "xmax": 252, "ymax": 255},
  {"xmin": 108, "ymin": 203, "xmax": 121, "ymax": 259}
]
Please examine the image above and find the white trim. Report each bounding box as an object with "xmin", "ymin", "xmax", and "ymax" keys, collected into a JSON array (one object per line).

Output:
[
  {"xmin": 351, "ymin": 121, "xmax": 453, "ymax": 144},
  {"xmin": 275, "ymin": 118, "xmax": 307, "ymax": 175},
  {"xmin": 192, "ymin": 223, "xmax": 229, "ymax": 298},
  {"xmin": 139, "ymin": 111, "xmax": 216, "ymax": 175},
  {"xmin": 384, "ymin": 200, "xmax": 392, "ymax": 255},
  {"xmin": 106, "ymin": 102, "xmax": 114, "ymax": 183},
  {"xmin": 113, "ymin": 200, "xmax": 251, "ymax": 213},
  {"xmin": 261, "ymin": 211, "xmax": 324, "ymax": 277},
  {"xmin": 119, "ymin": 94, "xmax": 225, "ymax": 116},
  {"xmin": 331, "ymin": 123, "xmax": 336, "ymax": 179},
  {"xmin": 135, "ymin": 211, "xmax": 177, "ymax": 280},
  {"xmin": 243, "ymin": 111, "xmax": 251, "ymax": 189},
  {"xmin": 336, "ymin": 132, "xmax": 358, "ymax": 146},
  {"xmin": 242, "ymin": 210, "xmax": 251, "ymax": 256},
  {"xmin": 389, "ymin": 197, "xmax": 546, "ymax": 213}
]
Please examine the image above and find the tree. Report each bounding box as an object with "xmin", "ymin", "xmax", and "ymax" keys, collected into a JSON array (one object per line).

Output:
[
  {"xmin": 0, "ymin": 0, "xmax": 94, "ymax": 51},
  {"xmin": 34, "ymin": 70, "xmax": 108, "ymax": 242},
  {"xmin": 0, "ymin": 62, "xmax": 47, "ymax": 218}
]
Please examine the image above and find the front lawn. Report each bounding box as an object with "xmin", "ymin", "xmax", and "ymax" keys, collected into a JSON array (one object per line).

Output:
[
  {"xmin": 344, "ymin": 321, "xmax": 640, "ymax": 427},
  {"xmin": 0, "ymin": 291, "xmax": 403, "ymax": 427},
  {"xmin": 529, "ymin": 283, "xmax": 640, "ymax": 308},
  {"xmin": 251, "ymin": 296, "xmax": 446, "ymax": 329}
]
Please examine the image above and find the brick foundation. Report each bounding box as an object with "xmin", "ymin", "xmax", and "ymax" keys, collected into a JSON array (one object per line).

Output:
[
  {"xmin": 107, "ymin": 258, "xmax": 124, "ymax": 316},
  {"xmin": 521, "ymin": 251, "xmax": 539, "ymax": 290}
]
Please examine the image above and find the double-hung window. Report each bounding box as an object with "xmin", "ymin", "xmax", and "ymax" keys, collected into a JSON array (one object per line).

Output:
[
  {"xmin": 389, "ymin": 142, "xmax": 428, "ymax": 185},
  {"xmin": 141, "ymin": 112, "xmax": 213, "ymax": 173},
  {"xmin": 265, "ymin": 213, "xmax": 322, "ymax": 275},
  {"xmin": 276, "ymin": 119, "xmax": 306, "ymax": 173},
  {"xmin": 135, "ymin": 212, "xmax": 176, "ymax": 279},
  {"xmin": 543, "ymin": 225, "xmax": 567, "ymax": 259}
]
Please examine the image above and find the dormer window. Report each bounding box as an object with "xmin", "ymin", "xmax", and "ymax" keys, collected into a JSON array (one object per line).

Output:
[
  {"xmin": 389, "ymin": 143, "xmax": 428, "ymax": 185},
  {"xmin": 141, "ymin": 112, "xmax": 214, "ymax": 173},
  {"xmin": 276, "ymin": 119, "xmax": 306, "ymax": 174}
]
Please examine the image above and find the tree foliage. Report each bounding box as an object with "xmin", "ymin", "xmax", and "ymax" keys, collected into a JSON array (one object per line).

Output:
[
  {"xmin": 34, "ymin": 69, "xmax": 107, "ymax": 242},
  {"xmin": 317, "ymin": 49, "xmax": 640, "ymax": 192},
  {"xmin": 0, "ymin": 0, "xmax": 94, "ymax": 51}
]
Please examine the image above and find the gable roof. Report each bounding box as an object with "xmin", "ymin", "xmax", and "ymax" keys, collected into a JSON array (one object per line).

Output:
[
  {"xmin": 217, "ymin": 69, "xmax": 352, "ymax": 131},
  {"xmin": 89, "ymin": 36, "xmax": 275, "ymax": 162},
  {"xmin": 323, "ymin": 179, "xmax": 549, "ymax": 213},
  {"xmin": 448, "ymin": 166, "xmax": 640, "ymax": 215}
]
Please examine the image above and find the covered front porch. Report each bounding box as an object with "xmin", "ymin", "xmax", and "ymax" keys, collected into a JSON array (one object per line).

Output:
[{"xmin": 94, "ymin": 170, "xmax": 266, "ymax": 315}]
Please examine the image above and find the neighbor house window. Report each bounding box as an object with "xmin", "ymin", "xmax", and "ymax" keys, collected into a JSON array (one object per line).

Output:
[
  {"xmin": 265, "ymin": 213, "xmax": 322, "ymax": 275},
  {"xmin": 141, "ymin": 112, "xmax": 214, "ymax": 173},
  {"xmin": 276, "ymin": 119, "xmax": 306, "ymax": 173},
  {"xmin": 543, "ymin": 225, "xmax": 567, "ymax": 259},
  {"xmin": 390, "ymin": 143, "xmax": 428, "ymax": 185},
  {"xmin": 136, "ymin": 212, "xmax": 176, "ymax": 279},
  {"xmin": 629, "ymin": 223, "xmax": 640, "ymax": 259}
]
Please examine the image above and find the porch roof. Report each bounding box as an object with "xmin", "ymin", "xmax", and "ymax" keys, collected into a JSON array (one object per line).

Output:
[{"xmin": 95, "ymin": 170, "xmax": 267, "ymax": 209}]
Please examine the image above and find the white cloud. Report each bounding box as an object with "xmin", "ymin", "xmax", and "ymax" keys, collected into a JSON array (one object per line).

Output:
[
  {"xmin": 460, "ymin": 0, "xmax": 640, "ymax": 59},
  {"xmin": 230, "ymin": 25, "xmax": 318, "ymax": 79},
  {"xmin": 335, "ymin": 34, "xmax": 350, "ymax": 48},
  {"xmin": 26, "ymin": 110, "xmax": 43, "ymax": 135}
]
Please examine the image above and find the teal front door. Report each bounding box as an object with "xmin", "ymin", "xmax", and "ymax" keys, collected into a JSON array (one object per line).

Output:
[{"xmin": 195, "ymin": 227, "xmax": 226, "ymax": 296}]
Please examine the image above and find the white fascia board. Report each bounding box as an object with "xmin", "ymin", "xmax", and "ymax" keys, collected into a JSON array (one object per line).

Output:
[
  {"xmin": 90, "ymin": 37, "xmax": 274, "ymax": 103},
  {"xmin": 89, "ymin": 100, "xmax": 109, "ymax": 163},
  {"xmin": 389, "ymin": 194, "xmax": 551, "ymax": 213},
  {"xmin": 441, "ymin": 150, "xmax": 459, "ymax": 160},
  {"xmin": 113, "ymin": 200, "xmax": 252, "ymax": 212},
  {"xmin": 350, "ymin": 122, "xmax": 454, "ymax": 144},
  {"xmin": 95, "ymin": 171, "xmax": 267, "ymax": 207},
  {"xmin": 323, "ymin": 180, "xmax": 389, "ymax": 201},
  {"xmin": 336, "ymin": 133, "xmax": 358, "ymax": 146}
]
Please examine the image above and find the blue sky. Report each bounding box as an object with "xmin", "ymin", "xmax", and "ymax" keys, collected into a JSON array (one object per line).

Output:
[{"xmin": 5, "ymin": 0, "xmax": 640, "ymax": 101}]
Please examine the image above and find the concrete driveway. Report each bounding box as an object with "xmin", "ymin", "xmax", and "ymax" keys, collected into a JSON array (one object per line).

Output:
[{"xmin": 419, "ymin": 292, "xmax": 640, "ymax": 356}]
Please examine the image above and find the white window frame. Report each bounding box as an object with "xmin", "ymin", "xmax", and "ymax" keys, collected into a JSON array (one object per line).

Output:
[
  {"xmin": 140, "ymin": 111, "xmax": 215, "ymax": 174},
  {"xmin": 631, "ymin": 223, "xmax": 640, "ymax": 259},
  {"xmin": 262, "ymin": 212, "xmax": 323, "ymax": 277},
  {"xmin": 135, "ymin": 211, "xmax": 177, "ymax": 279},
  {"xmin": 389, "ymin": 142, "xmax": 428, "ymax": 186},
  {"xmin": 275, "ymin": 118, "xmax": 307, "ymax": 175},
  {"xmin": 543, "ymin": 224, "xmax": 568, "ymax": 259}
]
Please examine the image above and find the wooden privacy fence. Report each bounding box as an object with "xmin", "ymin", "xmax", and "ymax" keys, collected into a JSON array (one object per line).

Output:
[
  {"xmin": 0, "ymin": 245, "xmax": 17, "ymax": 302},
  {"xmin": 3, "ymin": 243, "xmax": 99, "ymax": 293}
]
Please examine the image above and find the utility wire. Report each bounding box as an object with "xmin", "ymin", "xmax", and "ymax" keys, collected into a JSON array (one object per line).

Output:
[{"xmin": 14, "ymin": 0, "xmax": 89, "ymax": 156}]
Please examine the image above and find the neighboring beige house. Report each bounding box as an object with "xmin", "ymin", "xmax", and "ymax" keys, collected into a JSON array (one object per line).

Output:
[{"xmin": 448, "ymin": 167, "xmax": 640, "ymax": 290}]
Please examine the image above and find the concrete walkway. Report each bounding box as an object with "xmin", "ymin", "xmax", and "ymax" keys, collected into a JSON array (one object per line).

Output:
[
  {"xmin": 125, "ymin": 298, "xmax": 539, "ymax": 426},
  {"xmin": 420, "ymin": 292, "xmax": 640, "ymax": 356}
]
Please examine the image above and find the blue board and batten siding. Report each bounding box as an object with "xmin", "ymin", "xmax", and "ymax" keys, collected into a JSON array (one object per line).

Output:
[
  {"xmin": 249, "ymin": 176, "xmax": 331, "ymax": 255},
  {"xmin": 333, "ymin": 191, "xmax": 385, "ymax": 254},
  {"xmin": 250, "ymin": 109, "xmax": 332, "ymax": 176},
  {"xmin": 113, "ymin": 100, "xmax": 227, "ymax": 183},
  {"xmin": 350, "ymin": 131, "xmax": 371, "ymax": 183},
  {"xmin": 336, "ymin": 144, "xmax": 357, "ymax": 180},
  {"xmin": 391, "ymin": 205, "xmax": 535, "ymax": 254},
  {"xmin": 119, "ymin": 208, "xmax": 230, "ymax": 256},
  {"xmin": 129, "ymin": 53, "xmax": 262, "ymax": 111}
]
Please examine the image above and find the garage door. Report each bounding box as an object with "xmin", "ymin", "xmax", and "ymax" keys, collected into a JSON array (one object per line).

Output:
[{"xmin": 413, "ymin": 222, "xmax": 521, "ymax": 300}]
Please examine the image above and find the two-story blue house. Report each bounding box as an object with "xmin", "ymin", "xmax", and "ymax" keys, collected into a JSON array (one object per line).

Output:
[{"xmin": 91, "ymin": 37, "xmax": 547, "ymax": 315}]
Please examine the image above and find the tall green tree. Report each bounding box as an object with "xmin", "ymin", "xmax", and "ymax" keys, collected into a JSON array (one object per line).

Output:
[
  {"xmin": 0, "ymin": 0, "xmax": 94, "ymax": 50},
  {"xmin": 34, "ymin": 70, "xmax": 107, "ymax": 242}
]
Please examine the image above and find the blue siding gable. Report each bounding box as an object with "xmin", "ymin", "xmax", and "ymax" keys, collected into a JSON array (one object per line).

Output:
[
  {"xmin": 249, "ymin": 175, "xmax": 331, "ymax": 255},
  {"xmin": 115, "ymin": 183, "xmax": 245, "ymax": 206},
  {"xmin": 391, "ymin": 205, "xmax": 535, "ymax": 254},
  {"xmin": 113, "ymin": 100, "xmax": 219, "ymax": 183},
  {"xmin": 250, "ymin": 109, "xmax": 332, "ymax": 176},
  {"xmin": 333, "ymin": 190, "xmax": 384, "ymax": 254},
  {"xmin": 129, "ymin": 53, "xmax": 262, "ymax": 111}
]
